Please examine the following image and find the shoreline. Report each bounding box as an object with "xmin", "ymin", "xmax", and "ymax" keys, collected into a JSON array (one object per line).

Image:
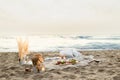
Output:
[
  {"xmin": 0, "ymin": 49, "xmax": 119, "ymax": 53},
  {"xmin": 0, "ymin": 50, "xmax": 120, "ymax": 80}
]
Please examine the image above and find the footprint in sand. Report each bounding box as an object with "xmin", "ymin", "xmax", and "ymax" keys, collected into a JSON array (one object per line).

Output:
[
  {"xmin": 0, "ymin": 74, "xmax": 9, "ymax": 79},
  {"xmin": 106, "ymin": 70, "xmax": 116, "ymax": 75},
  {"xmin": 113, "ymin": 74, "xmax": 120, "ymax": 80},
  {"xmin": 62, "ymin": 75, "xmax": 76, "ymax": 79},
  {"xmin": 97, "ymin": 68, "xmax": 105, "ymax": 72}
]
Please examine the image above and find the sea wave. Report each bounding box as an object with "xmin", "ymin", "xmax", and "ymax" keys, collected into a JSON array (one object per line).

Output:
[{"xmin": 0, "ymin": 35, "xmax": 120, "ymax": 52}]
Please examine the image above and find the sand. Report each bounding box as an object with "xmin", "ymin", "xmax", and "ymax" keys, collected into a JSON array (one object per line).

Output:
[{"xmin": 0, "ymin": 50, "xmax": 120, "ymax": 80}]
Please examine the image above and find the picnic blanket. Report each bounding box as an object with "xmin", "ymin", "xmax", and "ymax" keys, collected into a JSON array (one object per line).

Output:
[
  {"xmin": 44, "ymin": 54, "xmax": 95, "ymax": 70},
  {"xmin": 23, "ymin": 49, "xmax": 97, "ymax": 70}
]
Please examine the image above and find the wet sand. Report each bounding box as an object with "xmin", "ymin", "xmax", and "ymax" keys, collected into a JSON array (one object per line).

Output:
[{"xmin": 0, "ymin": 50, "xmax": 120, "ymax": 80}]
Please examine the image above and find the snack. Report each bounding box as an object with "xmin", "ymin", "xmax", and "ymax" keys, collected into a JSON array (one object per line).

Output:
[
  {"xmin": 55, "ymin": 59, "xmax": 77, "ymax": 65},
  {"xmin": 69, "ymin": 59, "xmax": 77, "ymax": 65},
  {"xmin": 56, "ymin": 61, "xmax": 66, "ymax": 65}
]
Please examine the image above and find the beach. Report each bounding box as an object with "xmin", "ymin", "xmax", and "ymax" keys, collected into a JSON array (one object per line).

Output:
[{"xmin": 0, "ymin": 50, "xmax": 120, "ymax": 80}]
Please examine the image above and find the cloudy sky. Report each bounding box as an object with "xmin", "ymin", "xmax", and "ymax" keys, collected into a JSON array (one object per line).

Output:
[{"xmin": 0, "ymin": 0, "xmax": 120, "ymax": 35}]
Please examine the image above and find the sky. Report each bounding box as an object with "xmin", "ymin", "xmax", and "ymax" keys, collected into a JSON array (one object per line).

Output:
[{"xmin": 0, "ymin": 0, "xmax": 120, "ymax": 36}]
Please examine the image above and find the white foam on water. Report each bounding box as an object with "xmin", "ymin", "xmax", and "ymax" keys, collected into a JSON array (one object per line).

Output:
[{"xmin": 0, "ymin": 35, "xmax": 120, "ymax": 52}]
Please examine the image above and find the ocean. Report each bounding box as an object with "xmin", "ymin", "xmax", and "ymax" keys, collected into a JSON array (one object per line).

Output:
[{"xmin": 0, "ymin": 35, "xmax": 120, "ymax": 52}]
